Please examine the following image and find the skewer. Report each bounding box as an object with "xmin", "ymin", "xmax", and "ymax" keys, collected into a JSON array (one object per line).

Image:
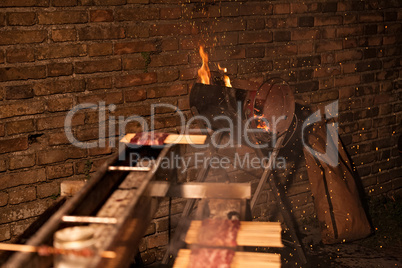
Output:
[
  {"xmin": 108, "ymin": 166, "xmax": 151, "ymax": 171},
  {"xmin": 0, "ymin": 243, "xmax": 116, "ymax": 259},
  {"xmin": 62, "ymin": 216, "xmax": 117, "ymax": 224}
]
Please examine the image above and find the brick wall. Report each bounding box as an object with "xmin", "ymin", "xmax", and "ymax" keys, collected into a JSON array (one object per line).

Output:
[{"xmin": 0, "ymin": 0, "xmax": 401, "ymax": 262}]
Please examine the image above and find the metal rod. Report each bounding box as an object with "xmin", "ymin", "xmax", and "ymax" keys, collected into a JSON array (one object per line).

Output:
[{"xmin": 62, "ymin": 216, "xmax": 117, "ymax": 224}]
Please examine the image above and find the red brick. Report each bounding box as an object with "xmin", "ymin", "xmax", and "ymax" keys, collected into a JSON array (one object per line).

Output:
[
  {"xmin": 0, "ymin": 198, "xmax": 53, "ymax": 224},
  {"xmin": 9, "ymin": 186, "xmax": 36, "ymax": 205},
  {"xmin": 6, "ymin": 120, "xmax": 35, "ymax": 135},
  {"xmin": 335, "ymin": 50, "xmax": 362, "ymax": 62},
  {"xmin": 37, "ymin": 181, "xmax": 59, "ymax": 198},
  {"xmin": 210, "ymin": 48, "xmax": 245, "ymax": 61},
  {"xmin": 273, "ymin": 3, "xmax": 290, "ymax": 14},
  {"xmin": 122, "ymin": 55, "xmax": 146, "ymax": 70},
  {"xmin": 38, "ymin": 11, "xmax": 87, "ymax": 24},
  {"xmin": 342, "ymin": 63, "xmax": 356, "ymax": 74},
  {"xmin": 149, "ymin": 53, "xmax": 188, "ymax": 67},
  {"xmin": 0, "ymin": 169, "xmax": 44, "ymax": 190},
  {"xmin": 0, "ymin": 51, "xmax": 4, "ymax": 64},
  {"xmin": 266, "ymin": 17, "xmax": 297, "ymax": 28},
  {"xmin": 47, "ymin": 132, "xmax": 69, "ymax": 146},
  {"xmin": 0, "ymin": 66, "xmax": 46, "ymax": 82},
  {"xmin": 147, "ymin": 233, "xmax": 168, "ymax": 249},
  {"xmin": 316, "ymin": 40, "xmax": 342, "ymax": 52},
  {"xmin": 51, "ymin": 28, "xmax": 77, "ymax": 42},
  {"xmin": 36, "ymin": 44, "xmax": 86, "ymax": 60},
  {"xmin": 75, "ymin": 58, "xmax": 121, "ymax": 74},
  {"xmin": 5, "ymin": 85, "xmax": 33, "ymax": 100},
  {"xmin": 38, "ymin": 147, "xmax": 86, "ymax": 165},
  {"xmin": 337, "ymin": 26, "xmax": 364, "ymax": 37},
  {"xmin": 160, "ymin": 7, "xmax": 181, "ymax": 19},
  {"xmin": 150, "ymin": 22, "xmax": 197, "ymax": 36},
  {"xmin": 0, "ymin": 101, "xmax": 45, "ymax": 119},
  {"xmin": 199, "ymin": 19, "xmax": 244, "ymax": 33},
  {"xmin": 239, "ymin": 31, "xmax": 272, "ymax": 44},
  {"xmin": 37, "ymin": 113, "xmax": 84, "ymax": 131},
  {"xmin": 46, "ymin": 163, "xmax": 74, "ymax": 179},
  {"xmin": 125, "ymin": 89, "xmax": 146, "ymax": 102},
  {"xmin": 33, "ymin": 80, "xmax": 84, "ymax": 96},
  {"xmin": 0, "ymin": 191, "xmax": 8, "ymax": 206},
  {"xmin": 147, "ymin": 84, "xmax": 187, "ymax": 98},
  {"xmin": 335, "ymin": 74, "xmax": 360, "ymax": 87},
  {"xmin": 298, "ymin": 42, "xmax": 313, "ymax": 54},
  {"xmin": 291, "ymin": 29, "xmax": 319, "ymax": 40},
  {"xmin": 6, "ymin": 48, "xmax": 34, "ymax": 63},
  {"xmin": 290, "ymin": 3, "xmax": 308, "ymax": 14},
  {"xmin": 51, "ymin": 0, "xmax": 77, "ymax": 6},
  {"xmin": 0, "ymin": 137, "xmax": 28, "ymax": 154},
  {"xmin": 47, "ymin": 97, "xmax": 73, "ymax": 112},
  {"xmin": 126, "ymin": 24, "xmax": 149, "ymax": 38},
  {"xmin": 343, "ymin": 14, "xmax": 358, "ymax": 24},
  {"xmin": 90, "ymin": 10, "xmax": 113, "ymax": 22},
  {"xmin": 238, "ymin": 60, "xmax": 272, "ymax": 74},
  {"xmin": 157, "ymin": 69, "xmax": 179, "ymax": 83},
  {"xmin": 359, "ymin": 13, "xmax": 383, "ymax": 23},
  {"xmin": 78, "ymin": 91, "xmax": 123, "ymax": 105},
  {"xmin": 313, "ymin": 66, "xmax": 341, "ymax": 78},
  {"xmin": 246, "ymin": 47, "xmax": 265, "ymax": 58},
  {"xmin": 239, "ymin": 2, "xmax": 272, "ymax": 16},
  {"xmin": 0, "ymin": 124, "xmax": 3, "ymax": 137},
  {"xmin": 115, "ymin": 72, "xmax": 157, "ymax": 88},
  {"xmin": 87, "ymin": 77, "xmax": 112, "ymax": 90},
  {"xmin": 0, "ymin": 0, "xmax": 49, "ymax": 7},
  {"xmin": 93, "ymin": 0, "xmax": 126, "ymax": 5},
  {"xmin": 88, "ymin": 43, "xmax": 113, "ymax": 56},
  {"xmin": 383, "ymin": 36, "xmax": 396, "ymax": 45},
  {"xmin": 314, "ymin": 16, "xmax": 342, "ymax": 26},
  {"xmin": 78, "ymin": 26, "xmax": 125, "ymax": 40},
  {"xmin": 247, "ymin": 19, "xmax": 265, "ymax": 30},
  {"xmin": 180, "ymin": 67, "xmax": 197, "ymax": 81},
  {"xmin": 7, "ymin": 12, "xmax": 36, "ymax": 26},
  {"xmin": 47, "ymin": 63, "xmax": 73, "ymax": 77},
  {"xmin": 115, "ymin": 7, "xmax": 159, "ymax": 21},
  {"xmin": 0, "ymin": 30, "xmax": 46, "ymax": 45},
  {"xmin": 160, "ymin": 38, "xmax": 178, "ymax": 51},
  {"xmin": 182, "ymin": 4, "xmax": 220, "ymax": 19},
  {"xmin": 114, "ymin": 41, "xmax": 156, "ymax": 55},
  {"xmin": 266, "ymin": 44, "xmax": 297, "ymax": 57}
]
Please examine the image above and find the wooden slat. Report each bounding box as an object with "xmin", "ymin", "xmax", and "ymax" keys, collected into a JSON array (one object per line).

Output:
[
  {"xmin": 185, "ymin": 221, "xmax": 283, "ymax": 248},
  {"xmin": 173, "ymin": 249, "xmax": 281, "ymax": 268}
]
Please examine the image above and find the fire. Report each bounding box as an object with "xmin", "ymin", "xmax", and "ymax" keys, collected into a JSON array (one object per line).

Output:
[
  {"xmin": 218, "ymin": 64, "xmax": 232, "ymax": 88},
  {"xmin": 197, "ymin": 46, "xmax": 210, "ymax": 85},
  {"xmin": 197, "ymin": 46, "xmax": 232, "ymax": 87},
  {"xmin": 253, "ymin": 114, "xmax": 270, "ymax": 132}
]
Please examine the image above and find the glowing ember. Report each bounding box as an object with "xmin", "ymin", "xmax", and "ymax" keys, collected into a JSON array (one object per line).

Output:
[{"xmin": 197, "ymin": 46, "xmax": 211, "ymax": 85}]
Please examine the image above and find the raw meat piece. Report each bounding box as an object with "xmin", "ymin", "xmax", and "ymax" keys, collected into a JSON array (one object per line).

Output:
[
  {"xmin": 129, "ymin": 132, "xmax": 169, "ymax": 146},
  {"xmin": 197, "ymin": 219, "xmax": 240, "ymax": 247},
  {"xmin": 188, "ymin": 248, "xmax": 235, "ymax": 268}
]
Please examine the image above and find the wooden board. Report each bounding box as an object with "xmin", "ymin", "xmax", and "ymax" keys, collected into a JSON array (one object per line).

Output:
[
  {"xmin": 185, "ymin": 221, "xmax": 283, "ymax": 248},
  {"xmin": 120, "ymin": 133, "xmax": 207, "ymax": 145},
  {"xmin": 174, "ymin": 249, "xmax": 281, "ymax": 268}
]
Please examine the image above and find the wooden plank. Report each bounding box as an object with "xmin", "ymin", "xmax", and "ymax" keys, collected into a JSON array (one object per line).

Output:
[
  {"xmin": 173, "ymin": 249, "xmax": 281, "ymax": 268},
  {"xmin": 185, "ymin": 221, "xmax": 283, "ymax": 248}
]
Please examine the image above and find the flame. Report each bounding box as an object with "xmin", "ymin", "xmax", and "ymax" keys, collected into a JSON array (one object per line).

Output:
[
  {"xmin": 218, "ymin": 64, "xmax": 232, "ymax": 87},
  {"xmin": 198, "ymin": 46, "xmax": 210, "ymax": 85},
  {"xmin": 253, "ymin": 114, "xmax": 270, "ymax": 132},
  {"xmin": 197, "ymin": 46, "xmax": 232, "ymax": 87}
]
